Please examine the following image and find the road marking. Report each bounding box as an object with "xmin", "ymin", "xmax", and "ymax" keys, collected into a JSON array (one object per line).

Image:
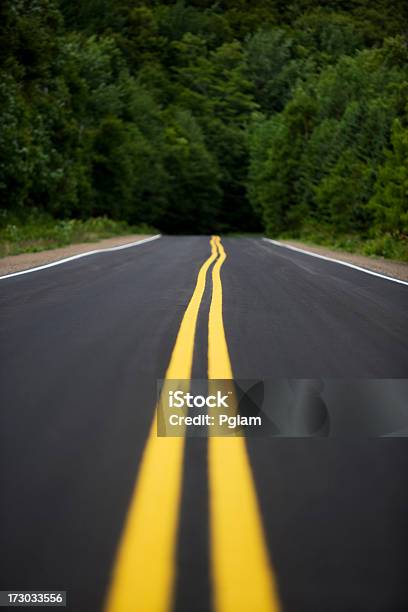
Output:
[
  {"xmin": 208, "ymin": 236, "xmax": 281, "ymax": 612},
  {"xmin": 0, "ymin": 235, "xmax": 162, "ymax": 281},
  {"xmin": 105, "ymin": 238, "xmax": 218, "ymax": 612},
  {"xmin": 263, "ymin": 238, "xmax": 408, "ymax": 286}
]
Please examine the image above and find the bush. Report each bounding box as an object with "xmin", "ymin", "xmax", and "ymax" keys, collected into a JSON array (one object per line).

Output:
[{"xmin": 0, "ymin": 211, "xmax": 154, "ymax": 256}]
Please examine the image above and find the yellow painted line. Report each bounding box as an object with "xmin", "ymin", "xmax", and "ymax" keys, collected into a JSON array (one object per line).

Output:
[
  {"xmin": 208, "ymin": 236, "xmax": 281, "ymax": 612},
  {"xmin": 105, "ymin": 238, "xmax": 218, "ymax": 612}
]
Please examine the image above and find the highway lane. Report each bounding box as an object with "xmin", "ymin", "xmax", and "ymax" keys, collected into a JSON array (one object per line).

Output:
[
  {"xmin": 0, "ymin": 235, "xmax": 407, "ymax": 612},
  {"xmin": 222, "ymin": 238, "xmax": 408, "ymax": 612},
  {"xmin": 0, "ymin": 236, "xmax": 210, "ymax": 612},
  {"xmin": 223, "ymin": 237, "xmax": 408, "ymax": 377}
]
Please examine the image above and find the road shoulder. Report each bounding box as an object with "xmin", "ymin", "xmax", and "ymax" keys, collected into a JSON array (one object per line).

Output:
[
  {"xmin": 0, "ymin": 234, "xmax": 154, "ymax": 276},
  {"xmin": 273, "ymin": 239, "xmax": 408, "ymax": 282}
]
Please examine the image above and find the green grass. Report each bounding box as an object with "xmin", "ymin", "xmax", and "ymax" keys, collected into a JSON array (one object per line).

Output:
[
  {"xmin": 278, "ymin": 225, "xmax": 408, "ymax": 263},
  {"xmin": 0, "ymin": 212, "xmax": 155, "ymax": 257}
]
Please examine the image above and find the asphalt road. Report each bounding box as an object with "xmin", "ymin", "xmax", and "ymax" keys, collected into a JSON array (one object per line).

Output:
[{"xmin": 1, "ymin": 235, "xmax": 408, "ymax": 612}]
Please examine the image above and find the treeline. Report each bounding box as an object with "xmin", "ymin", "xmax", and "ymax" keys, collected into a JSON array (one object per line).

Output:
[
  {"xmin": 247, "ymin": 14, "xmax": 408, "ymax": 255},
  {"xmin": 0, "ymin": 1, "xmax": 407, "ymax": 248}
]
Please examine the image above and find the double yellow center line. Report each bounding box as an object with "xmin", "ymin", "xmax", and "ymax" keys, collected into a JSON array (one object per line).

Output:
[{"xmin": 105, "ymin": 237, "xmax": 280, "ymax": 612}]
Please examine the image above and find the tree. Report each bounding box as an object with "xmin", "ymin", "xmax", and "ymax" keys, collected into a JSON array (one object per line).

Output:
[{"xmin": 369, "ymin": 119, "xmax": 408, "ymax": 236}]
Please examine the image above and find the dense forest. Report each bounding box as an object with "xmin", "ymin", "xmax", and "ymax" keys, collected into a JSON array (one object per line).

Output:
[{"xmin": 0, "ymin": 1, "xmax": 407, "ymax": 256}]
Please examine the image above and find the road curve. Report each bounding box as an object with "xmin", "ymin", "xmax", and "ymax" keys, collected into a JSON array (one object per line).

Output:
[{"xmin": 0, "ymin": 236, "xmax": 407, "ymax": 612}]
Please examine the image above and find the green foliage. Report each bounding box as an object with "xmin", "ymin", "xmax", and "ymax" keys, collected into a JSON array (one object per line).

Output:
[
  {"xmin": 246, "ymin": 29, "xmax": 298, "ymax": 113},
  {"xmin": 369, "ymin": 119, "xmax": 408, "ymax": 236},
  {"xmin": 161, "ymin": 109, "xmax": 221, "ymax": 233},
  {"xmin": 280, "ymin": 223, "xmax": 408, "ymax": 261},
  {"xmin": 0, "ymin": 211, "xmax": 154, "ymax": 256},
  {"xmin": 248, "ymin": 29, "xmax": 408, "ymax": 258},
  {"xmin": 0, "ymin": 0, "xmax": 407, "ymax": 255}
]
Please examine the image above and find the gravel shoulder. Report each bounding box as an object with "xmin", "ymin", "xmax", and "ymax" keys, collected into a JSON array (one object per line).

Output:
[
  {"xmin": 0, "ymin": 234, "xmax": 154, "ymax": 276},
  {"xmin": 278, "ymin": 239, "xmax": 408, "ymax": 282}
]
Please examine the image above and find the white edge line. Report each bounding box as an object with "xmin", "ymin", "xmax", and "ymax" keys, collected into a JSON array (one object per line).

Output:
[
  {"xmin": 0, "ymin": 234, "xmax": 162, "ymax": 281},
  {"xmin": 262, "ymin": 238, "xmax": 408, "ymax": 287}
]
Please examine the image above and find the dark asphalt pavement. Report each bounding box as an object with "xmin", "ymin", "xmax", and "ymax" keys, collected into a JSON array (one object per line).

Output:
[{"xmin": 0, "ymin": 236, "xmax": 407, "ymax": 612}]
